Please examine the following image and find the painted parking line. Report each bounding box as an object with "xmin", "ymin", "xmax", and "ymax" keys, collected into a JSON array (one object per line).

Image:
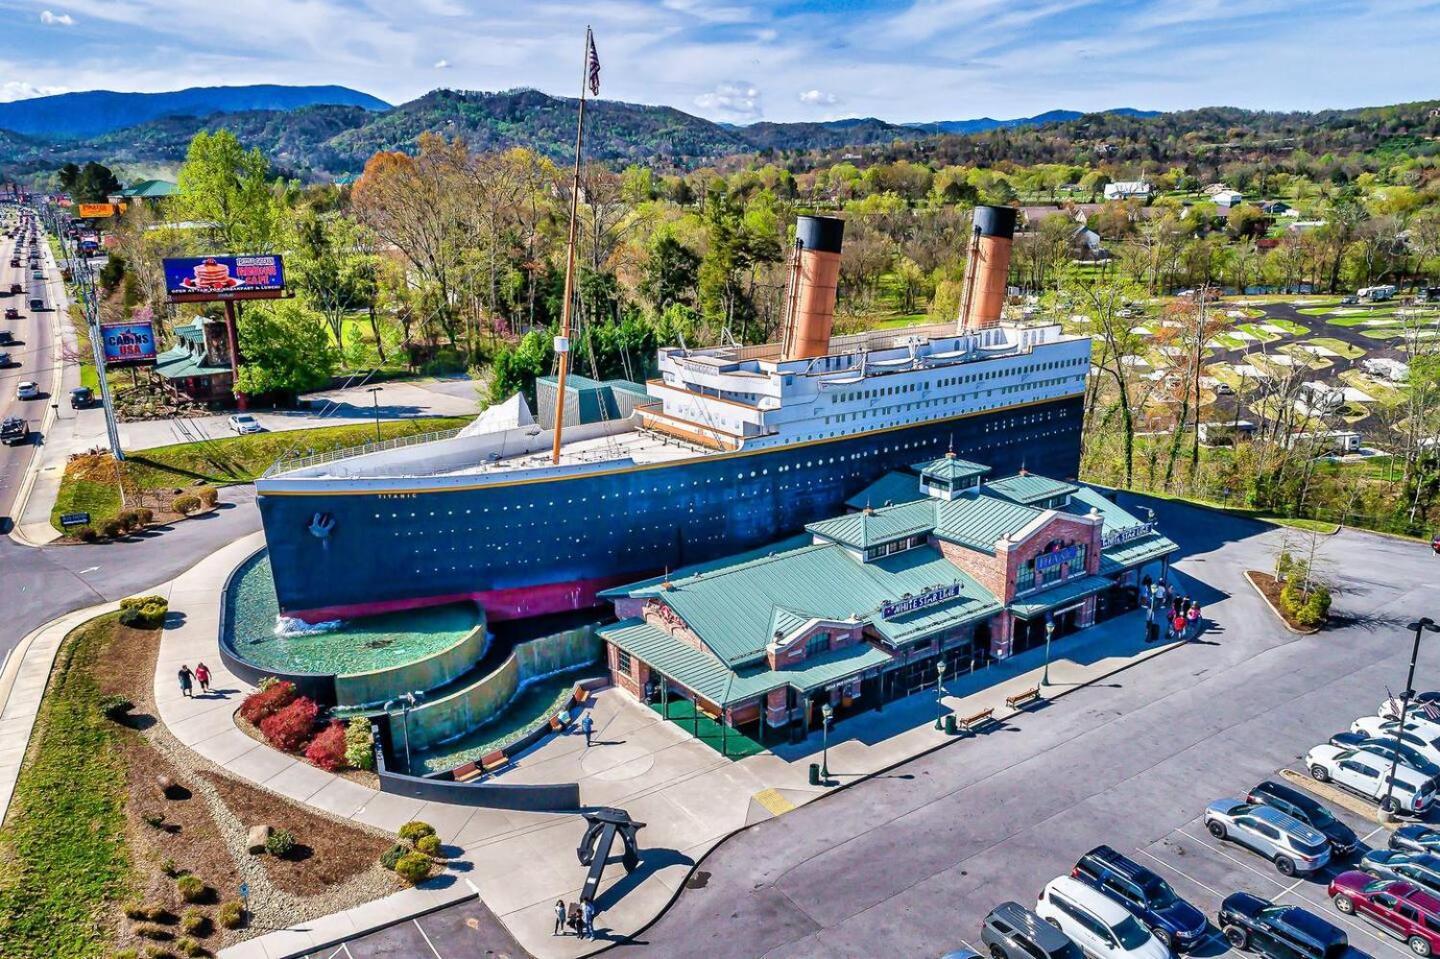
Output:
[
  {"xmin": 1177, "ymin": 828, "xmax": 1302, "ymax": 893},
  {"xmin": 1271, "ymin": 883, "xmax": 1409, "ymax": 958},
  {"xmin": 1136, "ymin": 846, "xmax": 1227, "ymax": 899},
  {"xmin": 414, "ymin": 919, "xmax": 445, "ymax": 959}
]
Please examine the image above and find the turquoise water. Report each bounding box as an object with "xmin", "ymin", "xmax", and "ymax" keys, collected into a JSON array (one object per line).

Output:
[
  {"xmin": 226, "ymin": 552, "xmax": 479, "ymax": 677},
  {"xmin": 409, "ymin": 671, "xmax": 597, "ymax": 776}
]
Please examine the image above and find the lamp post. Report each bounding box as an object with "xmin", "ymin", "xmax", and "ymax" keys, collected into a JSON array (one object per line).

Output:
[
  {"xmin": 367, "ymin": 386, "xmax": 384, "ymax": 444},
  {"xmin": 1041, "ymin": 616, "xmax": 1056, "ymax": 686},
  {"xmin": 934, "ymin": 659, "xmax": 948, "ymax": 729},
  {"xmin": 820, "ymin": 701, "xmax": 834, "ymax": 782},
  {"xmin": 384, "ymin": 690, "xmax": 425, "ymax": 772},
  {"xmin": 1382, "ymin": 617, "xmax": 1440, "ymax": 819}
]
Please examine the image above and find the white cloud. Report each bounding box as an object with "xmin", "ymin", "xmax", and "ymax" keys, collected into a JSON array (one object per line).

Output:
[
  {"xmin": 694, "ymin": 80, "xmax": 762, "ymax": 121},
  {"xmin": 433, "ymin": 58, "xmax": 451, "ymax": 69},
  {"xmin": 40, "ymin": 9, "xmax": 76, "ymax": 25},
  {"xmin": 0, "ymin": 81, "xmax": 69, "ymax": 102},
  {"xmin": 799, "ymin": 89, "xmax": 838, "ymax": 105}
]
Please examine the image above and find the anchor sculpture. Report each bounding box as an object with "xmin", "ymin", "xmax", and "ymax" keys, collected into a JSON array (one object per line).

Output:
[{"xmin": 576, "ymin": 807, "xmax": 646, "ymax": 904}]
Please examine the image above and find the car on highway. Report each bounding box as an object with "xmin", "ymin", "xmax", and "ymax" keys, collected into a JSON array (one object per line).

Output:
[
  {"xmin": 15, "ymin": 380, "xmax": 38, "ymax": 400},
  {"xmin": 1328, "ymin": 731, "xmax": 1440, "ymax": 777},
  {"xmin": 0, "ymin": 351, "xmax": 11, "ymax": 367},
  {"xmin": 1071, "ymin": 845, "xmax": 1208, "ymax": 950},
  {"xmin": 1204, "ymin": 800, "xmax": 1332, "ymax": 875},
  {"xmin": 1217, "ymin": 893, "xmax": 1347, "ymax": 959},
  {"xmin": 69, "ymin": 386, "xmax": 93, "ymax": 409},
  {"xmin": 1360, "ymin": 851, "xmax": 1440, "ymax": 895},
  {"xmin": 1394, "ymin": 826, "xmax": 1440, "ymax": 857},
  {"xmin": 1037, "ymin": 877, "xmax": 1170, "ymax": 959},
  {"xmin": 8, "ymin": 283, "xmax": 20, "ymax": 294},
  {"xmin": 3, "ymin": 307, "xmax": 17, "ymax": 319},
  {"xmin": 228, "ymin": 413, "xmax": 263, "ymax": 434},
  {"xmin": 1, "ymin": 415, "xmax": 28, "ymax": 445},
  {"xmin": 1329, "ymin": 872, "xmax": 1440, "ymax": 956},
  {"xmin": 1307, "ymin": 743, "xmax": 1437, "ymax": 814},
  {"xmin": 981, "ymin": 901, "xmax": 1084, "ymax": 959},
  {"xmin": 1245, "ymin": 780, "xmax": 1358, "ymax": 858},
  {"xmin": 0, "ymin": 329, "xmax": 12, "ymax": 346}
]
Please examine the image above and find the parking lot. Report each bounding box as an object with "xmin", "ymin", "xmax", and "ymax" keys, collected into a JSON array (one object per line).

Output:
[{"xmin": 298, "ymin": 897, "xmax": 527, "ymax": 958}]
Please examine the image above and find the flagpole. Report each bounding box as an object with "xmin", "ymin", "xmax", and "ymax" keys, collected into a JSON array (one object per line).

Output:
[{"xmin": 551, "ymin": 26, "xmax": 593, "ymax": 465}]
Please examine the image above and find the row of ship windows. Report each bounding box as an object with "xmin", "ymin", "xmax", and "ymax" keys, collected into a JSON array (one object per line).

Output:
[
  {"xmin": 823, "ymin": 381, "xmax": 1078, "ymax": 426},
  {"xmin": 813, "ymin": 396, "xmax": 1078, "ymax": 440},
  {"xmin": 829, "ymin": 357, "xmax": 1086, "ymax": 405}
]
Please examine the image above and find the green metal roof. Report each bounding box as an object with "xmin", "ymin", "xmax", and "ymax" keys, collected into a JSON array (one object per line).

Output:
[
  {"xmin": 933, "ymin": 494, "xmax": 1043, "ymax": 552},
  {"xmin": 914, "ymin": 454, "xmax": 990, "ymax": 483},
  {"xmin": 1009, "ymin": 575, "xmax": 1114, "ymax": 619},
  {"xmin": 598, "ymin": 533, "xmax": 813, "ymax": 598},
  {"xmin": 1060, "ymin": 487, "xmax": 1178, "ymax": 574},
  {"xmin": 985, "ymin": 473, "xmax": 1078, "ymax": 506},
  {"xmin": 845, "ymin": 471, "xmax": 926, "ymax": 511},
  {"xmin": 629, "ymin": 541, "xmax": 997, "ymax": 667},
  {"xmin": 600, "ymin": 617, "xmax": 893, "ymax": 706},
  {"xmin": 806, "ymin": 501, "xmax": 936, "ymax": 550},
  {"xmin": 154, "ymin": 346, "xmax": 231, "ymax": 379},
  {"xmin": 1099, "ymin": 533, "xmax": 1178, "ymax": 575},
  {"xmin": 116, "ymin": 179, "xmax": 177, "ymax": 198},
  {"xmin": 538, "ymin": 373, "xmax": 609, "ymax": 395}
]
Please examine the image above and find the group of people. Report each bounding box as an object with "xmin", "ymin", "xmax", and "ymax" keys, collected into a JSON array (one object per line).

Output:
[
  {"xmin": 176, "ymin": 663, "xmax": 211, "ymax": 697},
  {"xmin": 1142, "ymin": 577, "xmax": 1203, "ymax": 643},
  {"xmin": 554, "ymin": 898, "xmax": 597, "ymax": 938}
]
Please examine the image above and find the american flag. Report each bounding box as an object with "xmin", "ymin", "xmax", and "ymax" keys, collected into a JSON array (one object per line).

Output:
[
  {"xmin": 586, "ymin": 28, "xmax": 601, "ymax": 96},
  {"xmin": 1423, "ymin": 699, "xmax": 1440, "ymax": 722}
]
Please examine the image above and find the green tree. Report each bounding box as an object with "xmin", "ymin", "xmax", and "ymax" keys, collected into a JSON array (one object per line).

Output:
[
  {"xmin": 174, "ymin": 130, "xmax": 283, "ymax": 251},
  {"xmin": 287, "ymin": 207, "xmax": 379, "ymax": 359},
  {"xmin": 488, "ymin": 330, "xmax": 553, "ymax": 405},
  {"xmin": 641, "ymin": 234, "xmax": 700, "ymax": 311},
  {"xmin": 235, "ymin": 301, "xmax": 339, "ymax": 397},
  {"xmin": 71, "ymin": 162, "xmax": 121, "ymax": 204}
]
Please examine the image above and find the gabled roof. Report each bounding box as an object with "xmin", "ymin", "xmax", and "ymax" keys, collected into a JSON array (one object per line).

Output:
[
  {"xmin": 913, "ymin": 453, "xmax": 989, "ymax": 484},
  {"xmin": 932, "ymin": 493, "xmax": 1043, "ymax": 552},
  {"xmin": 807, "ymin": 501, "xmax": 936, "ymax": 550},
  {"xmin": 115, "ymin": 179, "xmax": 177, "ymax": 198},
  {"xmin": 985, "ymin": 472, "xmax": 1078, "ymax": 506}
]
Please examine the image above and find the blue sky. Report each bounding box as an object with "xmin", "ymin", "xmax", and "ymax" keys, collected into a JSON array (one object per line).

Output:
[{"xmin": 0, "ymin": 0, "xmax": 1436, "ymax": 122}]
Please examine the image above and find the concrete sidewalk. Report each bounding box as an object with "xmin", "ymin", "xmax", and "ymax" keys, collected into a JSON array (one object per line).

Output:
[{"xmin": 2, "ymin": 526, "xmax": 1194, "ymax": 959}]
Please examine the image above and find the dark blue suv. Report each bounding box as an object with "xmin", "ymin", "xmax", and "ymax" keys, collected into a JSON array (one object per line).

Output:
[{"xmin": 1072, "ymin": 845, "xmax": 1208, "ymax": 950}]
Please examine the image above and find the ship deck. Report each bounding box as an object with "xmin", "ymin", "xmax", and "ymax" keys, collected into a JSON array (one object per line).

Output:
[{"xmin": 437, "ymin": 427, "xmax": 710, "ymax": 477}]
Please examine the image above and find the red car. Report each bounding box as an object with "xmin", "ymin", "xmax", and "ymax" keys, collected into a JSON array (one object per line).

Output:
[{"xmin": 1329, "ymin": 870, "xmax": 1440, "ymax": 956}]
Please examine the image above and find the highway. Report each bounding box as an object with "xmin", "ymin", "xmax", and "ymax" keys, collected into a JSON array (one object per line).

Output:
[{"xmin": 0, "ymin": 208, "xmax": 58, "ymax": 522}]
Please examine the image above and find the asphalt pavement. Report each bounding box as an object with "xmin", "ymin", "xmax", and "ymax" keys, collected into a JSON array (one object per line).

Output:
[{"xmin": 0, "ymin": 217, "xmax": 57, "ymax": 521}]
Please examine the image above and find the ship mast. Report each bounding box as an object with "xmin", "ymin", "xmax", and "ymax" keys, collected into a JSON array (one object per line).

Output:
[{"xmin": 551, "ymin": 26, "xmax": 597, "ymax": 464}]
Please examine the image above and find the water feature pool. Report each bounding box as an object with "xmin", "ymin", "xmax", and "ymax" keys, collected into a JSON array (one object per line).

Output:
[{"xmin": 226, "ymin": 552, "xmax": 480, "ymax": 677}]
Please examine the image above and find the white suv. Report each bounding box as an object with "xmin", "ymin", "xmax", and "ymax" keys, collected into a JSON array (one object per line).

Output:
[
  {"xmin": 1351, "ymin": 716, "xmax": 1440, "ymax": 767},
  {"xmin": 1036, "ymin": 877, "xmax": 1172, "ymax": 959},
  {"xmin": 1307, "ymin": 743, "xmax": 1437, "ymax": 814}
]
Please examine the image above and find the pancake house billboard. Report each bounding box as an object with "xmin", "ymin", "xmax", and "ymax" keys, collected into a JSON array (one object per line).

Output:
[{"xmin": 164, "ymin": 254, "xmax": 286, "ymax": 302}]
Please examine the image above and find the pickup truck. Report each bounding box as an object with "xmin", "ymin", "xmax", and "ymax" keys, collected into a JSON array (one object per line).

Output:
[{"xmin": 1, "ymin": 416, "xmax": 29, "ymax": 446}]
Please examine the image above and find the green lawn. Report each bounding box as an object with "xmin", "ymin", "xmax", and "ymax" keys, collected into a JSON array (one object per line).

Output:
[
  {"xmin": 0, "ymin": 614, "xmax": 131, "ymax": 958},
  {"xmin": 649, "ymin": 699, "xmax": 766, "ymax": 759},
  {"xmin": 1264, "ymin": 318, "xmax": 1310, "ymax": 335},
  {"xmin": 1235, "ymin": 323, "xmax": 1284, "ymax": 343},
  {"xmin": 1300, "ymin": 337, "xmax": 1366, "ymax": 360},
  {"xmin": 51, "ymin": 415, "xmax": 473, "ymax": 531}
]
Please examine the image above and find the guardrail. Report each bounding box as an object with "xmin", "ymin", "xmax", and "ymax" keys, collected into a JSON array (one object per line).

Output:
[{"xmin": 262, "ymin": 426, "xmax": 465, "ymax": 477}]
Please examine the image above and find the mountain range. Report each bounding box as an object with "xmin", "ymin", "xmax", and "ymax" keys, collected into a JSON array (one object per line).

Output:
[{"xmin": 0, "ymin": 84, "xmax": 1163, "ymax": 180}]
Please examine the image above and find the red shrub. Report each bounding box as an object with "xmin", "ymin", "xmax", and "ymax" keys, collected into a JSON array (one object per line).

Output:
[
  {"xmin": 304, "ymin": 720, "xmax": 348, "ymax": 771},
  {"xmin": 239, "ymin": 681, "xmax": 297, "ymax": 725},
  {"xmin": 260, "ymin": 697, "xmax": 319, "ymax": 753}
]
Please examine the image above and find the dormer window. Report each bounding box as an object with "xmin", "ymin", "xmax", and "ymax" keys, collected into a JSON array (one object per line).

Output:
[{"xmin": 863, "ymin": 533, "xmax": 927, "ymax": 562}]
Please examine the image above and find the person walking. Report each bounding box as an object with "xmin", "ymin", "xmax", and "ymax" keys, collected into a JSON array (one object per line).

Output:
[
  {"xmin": 1186, "ymin": 602, "xmax": 1200, "ymax": 639},
  {"xmin": 1171, "ymin": 611, "xmax": 1186, "ymax": 642},
  {"xmin": 581, "ymin": 713, "xmax": 594, "ymax": 748},
  {"xmin": 553, "ymin": 899, "xmax": 566, "ymax": 936},
  {"xmin": 177, "ymin": 664, "xmax": 194, "ymax": 698},
  {"xmin": 194, "ymin": 662, "xmax": 211, "ymax": 694},
  {"xmin": 582, "ymin": 899, "xmax": 596, "ymax": 940},
  {"xmin": 567, "ymin": 902, "xmax": 582, "ymax": 936}
]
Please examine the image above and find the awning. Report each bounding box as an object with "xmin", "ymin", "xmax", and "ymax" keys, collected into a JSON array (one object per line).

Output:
[{"xmin": 1009, "ymin": 575, "xmax": 1114, "ymax": 619}]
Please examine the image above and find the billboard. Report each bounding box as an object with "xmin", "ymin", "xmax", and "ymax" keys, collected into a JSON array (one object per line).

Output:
[
  {"xmin": 78, "ymin": 203, "xmax": 115, "ymax": 218},
  {"xmin": 99, "ymin": 320, "xmax": 158, "ymax": 367},
  {"xmin": 163, "ymin": 254, "xmax": 285, "ymax": 301}
]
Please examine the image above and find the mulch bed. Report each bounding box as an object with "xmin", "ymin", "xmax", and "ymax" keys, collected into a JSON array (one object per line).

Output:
[{"xmin": 1246, "ymin": 570, "xmax": 1320, "ymax": 633}]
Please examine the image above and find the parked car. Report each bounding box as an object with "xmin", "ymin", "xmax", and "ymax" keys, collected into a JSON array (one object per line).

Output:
[
  {"xmin": 1361, "ymin": 851, "xmax": 1440, "ymax": 896},
  {"xmin": 1037, "ymin": 877, "xmax": 1171, "ymax": 959},
  {"xmin": 1353, "ymin": 715, "xmax": 1440, "ymax": 766},
  {"xmin": 1217, "ymin": 893, "xmax": 1347, "ymax": 959},
  {"xmin": 0, "ymin": 329, "xmax": 12, "ymax": 345},
  {"xmin": 1204, "ymin": 800, "xmax": 1332, "ymax": 875},
  {"xmin": 1329, "ymin": 872, "xmax": 1440, "ymax": 956},
  {"xmin": 228, "ymin": 413, "xmax": 263, "ymax": 434},
  {"xmin": 943, "ymin": 951, "xmax": 982, "ymax": 959},
  {"xmin": 1307, "ymin": 743, "xmax": 1437, "ymax": 814},
  {"xmin": 1071, "ymin": 845, "xmax": 1208, "ymax": 950},
  {"xmin": 1214, "ymin": 382, "xmax": 1235, "ymax": 395},
  {"xmin": 1394, "ymin": 826, "xmax": 1440, "ymax": 857},
  {"xmin": 1245, "ymin": 781, "xmax": 1358, "ymax": 858},
  {"xmin": 69, "ymin": 386, "xmax": 93, "ymax": 409},
  {"xmin": 0, "ymin": 415, "xmax": 28, "ymax": 445},
  {"xmin": 0, "ymin": 351, "xmax": 11, "ymax": 367},
  {"xmin": 1329, "ymin": 731, "xmax": 1440, "ymax": 777},
  {"xmin": 1341, "ymin": 295, "xmax": 1360, "ymax": 305},
  {"xmin": 981, "ymin": 901, "xmax": 1084, "ymax": 959},
  {"xmin": 15, "ymin": 380, "xmax": 38, "ymax": 400}
]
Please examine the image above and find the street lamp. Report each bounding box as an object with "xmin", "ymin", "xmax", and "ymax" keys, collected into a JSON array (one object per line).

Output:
[
  {"xmin": 934, "ymin": 659, "xmax": 948, "ymax": 729},
  {"xmin": 1382, "ymin": 618, "xmax": 1440, "ymax": 818},
  {"xmin": 1042, "ymin": 616, "xmax": 1056, "ymax": 686},
  {"xmin": 367, "ymin": 386, "xmax": 384, "ymax": 444},
  {"xmin": 820, "ymin": 702, "xmax": 834, "ymax": 782}
]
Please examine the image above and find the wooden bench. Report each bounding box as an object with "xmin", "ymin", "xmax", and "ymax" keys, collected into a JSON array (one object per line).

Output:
[
  {"xmin": 957, "ymin": 707, "xmax": 995, "ymax": 731},
  {"xmin": 573, "ymin": 686, "xmax": 590, "ymax": 704},
  {"xmin": 480, "ymin": 750, "xmax": 511, "ymax": 775},
  {"xmin": 453, "ymin": 761, "xmax": 483, "ymax": 783},
  {"xmin": 1005, "ymin": 686, "xmax": 1042, "ymax": 710}
]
